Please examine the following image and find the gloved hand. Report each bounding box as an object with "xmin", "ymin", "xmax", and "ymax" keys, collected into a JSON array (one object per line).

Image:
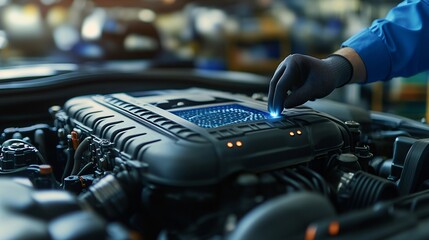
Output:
[{"xmin": 268, "ymin": 54, "xmax": 353, "ymax": 116}]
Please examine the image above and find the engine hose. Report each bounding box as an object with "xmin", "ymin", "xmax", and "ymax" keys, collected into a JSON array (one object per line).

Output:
[
  {"xmin": 273, "ymin": 171, "xmax": 305, "ymax": 191},
  {"xmin": 77, "ymin": 162, "xmax": 94, "ymax": 176},
  {"xmin": 272, "ymin": 167, "xmax": 331, "ymax": 196},
  {"xmin": 0, "ymin": 166, "xmax": 28, "ymax": 175},
  {"xmin": 61, "ymin": 146, "xmax": 74, "ymax": 180},
  {"xmin": 79, "ymin": 174, "xmax": 129, "ymax": 218},
  {"xmin": 297, "ymin": 166, "xmax": 331, "ymax": 196},
  {"xmin": 339, "ymin": 171, "xmax": 399, "ymax": 210},
  {"xmin": 230, "ymin": 192, "xmax": 336, "ymax": 240},
  {"xmin": 285, "ymin": 168, "xmax": 316, "ymax": 191},
  {"xmin": 71, "ymin": 137, "xmax": 91, "ymax": 175}
]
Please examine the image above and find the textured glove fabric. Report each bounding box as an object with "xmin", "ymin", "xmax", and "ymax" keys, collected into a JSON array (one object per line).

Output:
[{"xmin": 268, "ymin": 54, "xmax": 352, "ymax": 115}]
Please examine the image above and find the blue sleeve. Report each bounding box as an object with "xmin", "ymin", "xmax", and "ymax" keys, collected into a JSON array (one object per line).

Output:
[{"xmin": 342, "ymin": 0, "xmax": 429, "ymax": 82}]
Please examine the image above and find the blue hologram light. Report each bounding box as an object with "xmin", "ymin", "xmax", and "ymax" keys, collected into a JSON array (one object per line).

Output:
[{"xmin": 172, "ymin": 104, "xmax": 270, "ymax": 128}]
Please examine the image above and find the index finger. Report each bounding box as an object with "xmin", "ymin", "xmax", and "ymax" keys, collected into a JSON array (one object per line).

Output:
[
  {"xmin": 268, "ymin": 63, "xmax": 286, "ymax": 114},
  {"xmin": 272, "ymin": 63, "xmax": 300, "ymax": 114}
]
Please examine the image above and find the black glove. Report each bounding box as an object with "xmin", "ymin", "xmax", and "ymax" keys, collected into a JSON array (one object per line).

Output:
[{"xmin": 268, "ymin": 54, "xmax": 353, "ymax": 116}]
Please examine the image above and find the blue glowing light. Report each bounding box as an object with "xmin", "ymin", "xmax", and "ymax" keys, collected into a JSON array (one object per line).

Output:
[
  {"xmin": 270, "ymin": 112, "xmax": 279, "ymax": 118},
  {"xmin": 172, "ymin": 104, "xmax": 270, "ymax": 128}
]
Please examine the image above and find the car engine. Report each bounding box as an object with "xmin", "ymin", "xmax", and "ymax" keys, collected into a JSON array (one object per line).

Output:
[{"xmin": 1, "ymin": 87, "xmax": 429, "ymax": 239}]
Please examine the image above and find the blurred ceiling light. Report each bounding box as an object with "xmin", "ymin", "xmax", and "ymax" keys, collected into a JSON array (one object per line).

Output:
[
  {"xmin": 47, "ymin": 6, "xmax": 67, "ymax": 27},
  {"xmin": 81, "ymin": 9, "xmax": 106, "ymax": 41},
  {"xmin": 3, "ymin": 5, "xmax": 43, "ymax": 37},
  {"xmin": 124, "ymin": 34, "xmax": 158, "ymax": 51},
  {"xmin": 319, "ymin": 0, "xmax": 358, "ymax": 15},
  {"xmin": 53, "ymin": 25, "xmax": 79, "ymax": 51},
  {"xmin": 163, "ymin": 0, "xmax": 175, "ymax": 5},
  {"xmin": 23, "ymin": 4, "xmax": 38, "ymax": 15},
  {"xmin": 138, "ymin": 9, "xmax": 156, "ymax": 22},
  {"xmin": 195, "ymin": 9, "xmax": 226, "ymax": 37},
  {"xmin": 0, "ymin": 0, "xmax": 9, "ymax": 7}
]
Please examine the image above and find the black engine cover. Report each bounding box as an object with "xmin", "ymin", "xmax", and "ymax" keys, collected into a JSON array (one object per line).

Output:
[{"xmin": 64, "ymin": 88, "xmax": 350, "ymax": 187}]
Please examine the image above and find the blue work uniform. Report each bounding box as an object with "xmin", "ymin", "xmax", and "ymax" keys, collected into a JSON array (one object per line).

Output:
[{"xmin": 342, "ymin": 0, "xmax": 429, "ymax": 83}]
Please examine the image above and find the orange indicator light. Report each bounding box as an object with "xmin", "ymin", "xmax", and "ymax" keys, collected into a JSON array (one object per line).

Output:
[
  {"xmin": 236, "ymin": 141, "xmax": 243, "ymax": 147},
  {"xmin": 227, "ymin": 142, "xmax": 234, "ymax": 148},
  {"xmin": 328, "ymin": 221, "xmax": 340, "ymax": 236},
  {"xmin": 305, "ymin": 226, "xmax": 317, "ymax": 240}
]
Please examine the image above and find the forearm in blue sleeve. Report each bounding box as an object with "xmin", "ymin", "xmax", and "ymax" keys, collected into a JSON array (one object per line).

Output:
[{"xmin": 342, "ymin": 0, "xmax": 429, "ymax": 83}]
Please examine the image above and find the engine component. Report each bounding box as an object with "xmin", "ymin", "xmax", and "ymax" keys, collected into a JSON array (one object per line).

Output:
[
  {"xmin": 229, "ymin": 192, "xmax": 336, "ymax": 240},
  {"xmin": 336, "ymin": 171, "xmax": 398, "ymax": 210},
  {"xmin": 1, "ymin": 142, "xmax": 39, "ymax": 170},
  {"xmin": 389, "ymin": 136, "xmax": 418, "ymax": 181},
  {"xmin": 0, "ymin": 178, "xmax": 121, "ymax": 240},
  {"xmin": 327, "ymin": 153, "xmax": 398, "ymax": 211},
  {"xmin": 32, "ymin": 164, "xmax": 57, "ymax": 189},
  {"xmin": 63, "ymin": 175, "xmax": 94, "ymax": 194},
  {"xmin": 397, "ymin": 138, "xmax": 429, "ymax": 195},
  {"xmin": 63, "ymin": 88, "xmax": 351, "ymax": 187},
  {"xmin": 3, "ymin": 87, "xmax": 425, "ymax": 239},
  {"xmin": 79, "ymin": 174, "xmax": 129, "ymax": 218}
]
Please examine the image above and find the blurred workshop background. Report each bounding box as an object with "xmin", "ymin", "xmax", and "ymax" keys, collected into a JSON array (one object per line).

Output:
[{"xmin": 0, "ymin": 0, "xmax": 426, "ymax": 120}]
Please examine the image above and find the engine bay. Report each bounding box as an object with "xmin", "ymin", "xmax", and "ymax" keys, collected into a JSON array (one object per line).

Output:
[{"xmin": 2, "ymin": 87, "xmax": 429, "ymax": 239}]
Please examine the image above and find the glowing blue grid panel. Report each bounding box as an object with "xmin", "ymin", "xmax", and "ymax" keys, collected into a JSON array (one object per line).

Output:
[{"xmin": 172, "ymin": 104, "xmax": 269, "ymax": 128}]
